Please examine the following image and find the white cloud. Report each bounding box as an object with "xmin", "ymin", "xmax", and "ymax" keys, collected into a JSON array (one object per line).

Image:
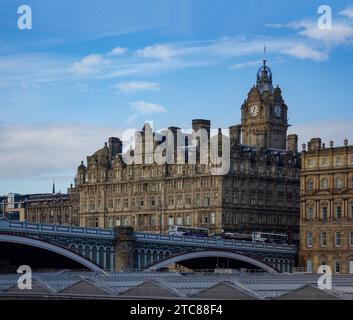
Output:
[
  {"xmin": 0, "ymin": 123, "xmax": 123, "ymax": 181},
  {"xmin": 339, "ymin": 7, "xmax": 353, "ymax": 19},
  {"xmin": 108, "ymin": 47, "xmax": 128, "ymax": 56},
  {"xmin": 294, "ymin": 20, "xmax": 353, "ymax": 47},
  {"xmin": 230, "ymin": 60, "xmax": 263, "ymax": 70},
  {"xmin": 71, "ymin": 54, "xmax": 110, "ymax": 75},
  {"xmin": 269, "ymin": 19, "xmax": 353, "ymax": 47},
  {"xmin": 126, "ymin": 101, "xmax": 166, "ymax": 123},
  {"xmin": 281, "ymin": 44, "xmax": 328, "ymax": 61},
  {"xmin": 130, "ymin": 101, "xmax": 166, "ymax": 114},
  {"xmin": 136, "ymin": 44, "xmax": 177, "ymax": 61},
  {"xmin": 115, "ymin": 80, "xmax": 160, "ymax": 93},
  {"xmin": 289, "ymin": 121, "xmax": 353, "ymax": 147}
]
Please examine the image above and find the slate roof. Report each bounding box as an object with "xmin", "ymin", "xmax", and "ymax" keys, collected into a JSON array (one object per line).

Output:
[{"xmin": 0, "ymin": 271, "xmax": 352, "ymax": 300}]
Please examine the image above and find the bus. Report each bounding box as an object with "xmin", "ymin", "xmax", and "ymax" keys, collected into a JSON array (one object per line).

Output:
[
  {"xmin": 168, "ymin": 226, "xmax": 209, "ymax": 238},
  {"xmin": 252, "ymin": 232, "xmax": 288, "ymax": 244}
]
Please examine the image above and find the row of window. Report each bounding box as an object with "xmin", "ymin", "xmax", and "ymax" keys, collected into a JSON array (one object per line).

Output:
[
  {"xmin": 89, "ymin": 164, "xmax": 210, "ymax": 181},
  {"xmin": 222, "ymin": 212, "xmax": 297, "ymax": 225},
  {"xmin": 85, "ymin": 178, "xmax": 219, "ymax": 196},
  {"xmin": 306, "ymin": 231, "xmax": 353, "ymax": 247},
  {"xmin": 91, "ymin": 213, "xmax": 217, "ymax": 229},
  {"xmin": 307, "ymin": 177, "xmax": 353, "ymax": 191},
  {"xmin": 307, "ymin": 155, "xmax": 353, "ymax": 168},
  {"xmin": 306, "ymin": 259, "xmax": 353, "ymax": 274},
  {"xmin": 83, "ymin": 193, "xmax": 216, "ymax": 212},
  {"xmin": 306, "ymin": 205, "xmax": 353, "ymax": 220}
]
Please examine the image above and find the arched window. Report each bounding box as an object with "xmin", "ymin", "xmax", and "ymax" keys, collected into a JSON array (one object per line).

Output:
[
  {"xmin": 168, "ymin": 215, "xmax": 174, "ymax": 226},
  {"xmin": 321, "ymin": 178, "xmax": 328, "ymax": 190},
  {"xmin": 307, "ymin": 179, "xmax": 314, "ymax": 191},
  {"xmin": 335, "ymin": 205, "xmax": 342, "ymax": 219},
  {"xmin": 176, "ymin": 215, "xmax": 183, "ymax": 225},
  {"xmin": 184, "ymin": 215, "xmax": 191, "ymax": 225},
  {"xmin": 321, "ymin": 206, "xmax": 328, "ymax": 221},
  {"xmin": 335, "ymin": 177, "xmax": 343, "ymax": 189}
]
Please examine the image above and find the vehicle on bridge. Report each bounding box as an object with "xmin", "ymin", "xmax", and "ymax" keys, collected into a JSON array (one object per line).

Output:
[
  {"xmin": 168, "ymin": 226, "xmax": 209, "ymax": 238},
  {"xmin": 220, "ymin": 232, "xmax": 253, "ymax": 241},
  {"xmin": 252, "ymin": 232, "xmax": 288, "ymax": 244}
]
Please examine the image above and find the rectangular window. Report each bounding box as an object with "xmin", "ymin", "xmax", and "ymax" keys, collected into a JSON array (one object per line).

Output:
[
  {"xmin": 336, "ymin": 232, "xmax": 341, "ymax": 246},
  {"xmin": 335, "ymin": 261, "xmax": 340, "ymax": 273},
  {"xmin": 306, "ymin": 259, "xmax": 313, "ymax": 273},
  {"xmin": 107, "ymin": 199, "xmax": 113, "ymax": 209},
  {"xmin": 307, "ymin": 207, "xmax": 314, "ymax": 220},
  {"xmin": 210, "ymin": 212, "xmax": 216, "ymax": 225},
  {"xmin": 307, "ymin": 232, "xmax": 313, "ymax": 247},
  {"xmin": 350, "ymin": 232, "xmax": 353, "ymax": 246},
  {"xmin": 322, "ymin": 207, "xmax": 328, "ymax": 221},
  {"xmin": 320, "ymin": 232, "xmax": 327, "ymax": 246},
  {"xmin": 336, "ymin": 206, "xmax": 342, "ymax": 219}
]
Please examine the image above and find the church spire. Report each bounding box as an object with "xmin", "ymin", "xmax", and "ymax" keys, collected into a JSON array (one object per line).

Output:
[{"xmin": 52, "ymin": 179, "xmax": 56, "ymax": 194}]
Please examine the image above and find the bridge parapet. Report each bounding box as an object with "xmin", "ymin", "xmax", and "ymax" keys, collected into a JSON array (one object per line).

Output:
[
  {"xmin": 0, "ymin": 220, "xmax": 115, "ymax": 239},
  {"xmin": 134, "ymin": 232, "xmax": 297, "ymax": 254}
]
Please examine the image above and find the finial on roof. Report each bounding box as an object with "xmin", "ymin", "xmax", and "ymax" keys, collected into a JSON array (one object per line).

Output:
[{"xmin": 263, "ymin": 44, "xmax": 267, "ymax": 63}]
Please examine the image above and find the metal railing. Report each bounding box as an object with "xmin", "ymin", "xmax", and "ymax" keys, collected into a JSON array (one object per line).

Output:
[
  {"xmin": 0, "ymin": 220, "xmax": 115, "ymax": 238},
  {"xmin": 134, "ymin": 232, "xmax": 297, "ymax": 253}
]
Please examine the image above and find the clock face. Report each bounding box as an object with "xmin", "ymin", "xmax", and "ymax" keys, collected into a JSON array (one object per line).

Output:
[
  {"xmin": 249, "ymin": 105, "xmax": 259, "ymax": 117},
  {"xmin": 274, "ymin": 105, "xmax": 282, "ymax": 117}
]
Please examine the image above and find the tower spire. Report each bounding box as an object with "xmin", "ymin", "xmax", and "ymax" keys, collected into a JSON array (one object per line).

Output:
[
  {"xmin": 263, "ymin": 44, "xmax": 267, "ymax": 63},
  {"xmin": 52, "ymin": 179, "xmax": 56, "ymax": 194}
]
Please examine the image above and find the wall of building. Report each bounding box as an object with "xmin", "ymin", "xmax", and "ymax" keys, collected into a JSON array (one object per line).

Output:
[{"xmin": 300, "ymin": 138, "xmax": 353, "ymax": 273}]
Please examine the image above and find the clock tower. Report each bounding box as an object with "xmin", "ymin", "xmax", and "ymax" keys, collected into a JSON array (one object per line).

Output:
[{"xmin": 241, "ymin": 60, "xmax": 289, "ymax": 150}]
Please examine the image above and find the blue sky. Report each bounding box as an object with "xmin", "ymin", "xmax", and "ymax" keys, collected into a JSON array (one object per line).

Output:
[{"xmin": 0, "ymin": 0, "xmax": 353, "ymax": 194}]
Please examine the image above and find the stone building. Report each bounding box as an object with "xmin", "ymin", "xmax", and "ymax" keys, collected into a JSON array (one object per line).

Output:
[
  {"xmin": 299, "ymin": 138, "xmax": 353, "ymax": 273},
  {"xmin": 0, "ymin": 187, "xmax": 80, "ymax": 225},
  {"xmin": 25, "ymin": 187, "xmax": 79, "ymax": 225},
  {"xmin": 75, "ymin": 61, "xmax": 300, "ymax": 241}
]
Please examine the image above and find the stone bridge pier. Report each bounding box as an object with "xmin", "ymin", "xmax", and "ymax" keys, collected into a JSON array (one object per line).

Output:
[{"xmin": 114, "ymin": 226, "xmax": 135, "ymax": 271}]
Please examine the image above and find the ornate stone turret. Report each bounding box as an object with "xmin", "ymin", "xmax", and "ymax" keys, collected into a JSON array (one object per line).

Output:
[
  {"xmin": 256, "ymin": 60, "xmax": 273, "ymax": 94},
  {"xmin": 241, "ymin": 60, "xmax": 289, "ymax": 150},
  {"xmin": 76, "ymin": 161, "xmax": 87, "ymax": 185}
]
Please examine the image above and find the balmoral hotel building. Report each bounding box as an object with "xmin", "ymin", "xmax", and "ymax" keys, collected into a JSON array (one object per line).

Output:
[
  {"xmin": 74, "ymin": 61, "xmax": 301, "ymax": 241},
  {"xmin": 300, "ymin": 138, "xmax": 353, "ymax": 273}
]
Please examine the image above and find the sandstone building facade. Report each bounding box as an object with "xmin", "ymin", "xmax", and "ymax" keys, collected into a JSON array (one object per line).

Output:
[
  {"xmin": 299, "ymin": 138, "xmax": 353, "ymax": 273},
  {"xmin": 1, "ymin": 188, "xmax": 80, "ymax": 226},
  {"xmin": 75, "ymin": 61, "xmax": 300, "ymax": 241}
]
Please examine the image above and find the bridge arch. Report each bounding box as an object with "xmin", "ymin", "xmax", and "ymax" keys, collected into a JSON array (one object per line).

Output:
[
  {"xmin": 0, "ymin": 234, "xmax": 103, "ymax": 272},
  {"xmin": 146, "ymin": 250, "xmax": 279, "ymax": 273}
]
